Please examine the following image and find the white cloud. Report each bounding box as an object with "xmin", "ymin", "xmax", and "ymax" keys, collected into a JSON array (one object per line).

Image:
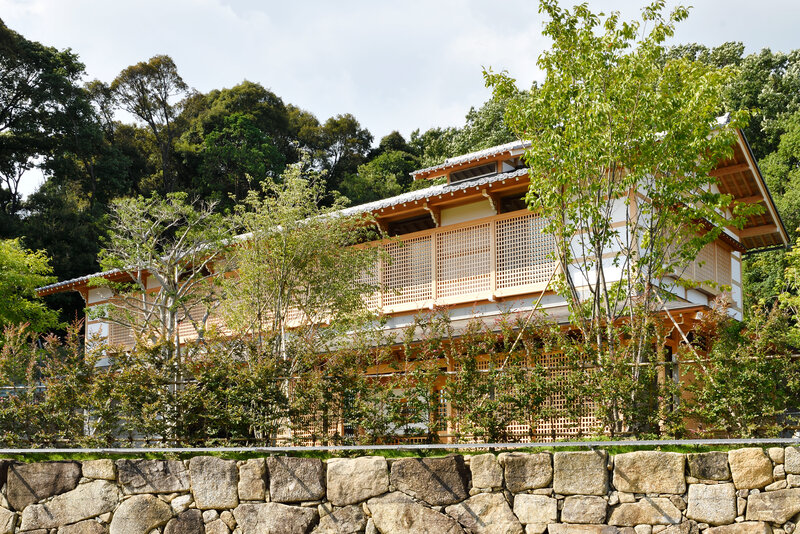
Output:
[{"xmin": 1, "ymin": 0, "xmax": 798, "ymax": 147}]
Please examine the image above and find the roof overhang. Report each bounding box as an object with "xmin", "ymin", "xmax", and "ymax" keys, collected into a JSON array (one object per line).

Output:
[{"xmin": 713, "ymin": 130, "xmax": 791, "ymax": 250}]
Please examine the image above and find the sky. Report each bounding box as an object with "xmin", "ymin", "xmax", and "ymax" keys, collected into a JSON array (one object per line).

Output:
[{"xmin": 2, "ymin": 0, "xmax": 799, "ymax": 194}]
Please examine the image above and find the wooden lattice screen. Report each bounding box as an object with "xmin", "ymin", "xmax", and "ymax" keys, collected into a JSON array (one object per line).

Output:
[
  {"xmin": 383, "ymin": 235, "xmax": 432, "ymax": 307},
  {"xmin": 447, "ymin": 352, "xmax": 601, "ymax": 442},
  {"xmin": 436, "ymin": 222, "xmax": 492, "ymax": 299},
  {"xmin": 496, "ymin": 212, "xmax": 556, "ymax": 291}
]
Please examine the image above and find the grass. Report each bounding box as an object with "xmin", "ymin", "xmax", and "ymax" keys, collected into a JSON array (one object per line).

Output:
[{"xmin": 0, "ymin": 441, "xmax": 785, "ymax": 463}]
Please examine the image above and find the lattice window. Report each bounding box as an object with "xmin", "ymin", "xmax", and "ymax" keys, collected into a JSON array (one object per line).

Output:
[
  {"xmin": 435, "ymin": 389, "xmax": 448, "ymax": 430},
  {"xmin": 436, "ymin": 223, "xmax": 491, "ymax": 298},
  {"xmin": 383, "ymin": 236, "xmax": 432, "ymax": 306},
  {"xmin": 497, "ymin": 213, "xmax": 555, "ymax": 290},
  {"xmin": 177, "ymin": 302, "xmax": 208, "ymax": 340},
  {"xmin": 527, "ymin": 352, "xmax": 600, "ymax": 441},
  {"xmin": 104, "ymin": 296, "xmax": 146, "ymax": 349},
  {"xmin": 358, "ymin": 260, "xmax": 381, "ymax": 310},
  {"xmin": 108, "ymin": 321, "xmax": 135, "ymax": 348}
]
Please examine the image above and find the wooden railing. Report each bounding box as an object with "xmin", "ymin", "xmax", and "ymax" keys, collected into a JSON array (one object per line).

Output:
[{"xmin": 367, "ymin": 210, "xmax": 558, "ymax": 314}]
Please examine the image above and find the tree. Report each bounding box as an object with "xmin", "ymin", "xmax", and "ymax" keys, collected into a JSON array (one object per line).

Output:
[
  {"xmin": 0, "ymin": 239, "xmax": 59, "ymax": 332},
  {"xmin": 485, "ymin": 0, "xmax": 752, "ymax": 433},
  {"xmin": 95, "ymin": 193, "xmax": 230, "ymax": 375},
  {"xmin": 407, "ymin": 94, "xmax": 520, "ymax": 170},
  {"xmin": 409, "ymin": 126, "xmax": 458, "ymax": 168},
  {"xmin": 111, "ymin": 55, "xmax": 188, "ymax": 194},
  {"xmin": 780, "ymin": 235, "xmax": 800, "ymax": 347},
  {"xmin": 197, "ymin": 113, "xmax": 283, "ymax": 206},
  {"xmin": 182, "ymin": 81, "xmax": 291, "ymax": 155},
  {"xmin": 220, "ymin": 161, "xmax": 384, "ymax": 377},
  {"xmin": 286, "ymin": 104, "xmax": 324, "ymax": 160},
  {"xmin": 319, "ymin": 113, "xmax": 373, "ymax": 192},
  {"xmin": 685, "ymin": 301, "xmax": 799, "ymax": 437},
  {"xmin": 340, "ymin": 150, "xmax": 417, "ymax": 205},
  {"xmin": 0, "ymin": 19, "xmax": 87, "ymax": 218},
  {"xmin": 448, "ymin": 93, "xmax": 519, "ymax": 156}
]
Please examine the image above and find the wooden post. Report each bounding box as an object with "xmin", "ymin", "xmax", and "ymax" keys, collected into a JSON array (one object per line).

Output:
[
  {"xmin": 377, "ymin": 256, "xmax": 384, "ymax": 312},
  {"xmin": 489, "ymin": 219, "xmax": 497, "ymax": 300},
  {"xmin": 430, "ymin": 232, "xmax": 438, "ymax": 306}
]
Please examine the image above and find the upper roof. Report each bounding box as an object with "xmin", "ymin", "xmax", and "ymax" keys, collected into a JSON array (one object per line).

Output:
[
  {"xmin": 411, "ymin": 140, "xmax": 530, "ymax": 180},
  {"xmin": 339, "ymin": 167, "xmax": 529, "ymax": 217}
]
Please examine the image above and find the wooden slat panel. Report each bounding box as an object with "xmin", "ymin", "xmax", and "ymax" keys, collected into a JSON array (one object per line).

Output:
[
  {"xmin": 436, "ymin": 222, "xmax": 492, "ymax": 299},
  {"xmin": 496, "ymin": 212, "xmax": 556, "ymax": 291}
]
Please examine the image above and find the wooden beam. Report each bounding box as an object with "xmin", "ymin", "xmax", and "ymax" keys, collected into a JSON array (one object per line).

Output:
[
  {"xmin": 481, "ymin": 188, "xmax": 500, "ymax": 214},
  {"xmin": 710, "ymin": 163, "xmax": 749, "ymax": 177},
  {"xmin": 423, "ymin": 203, "xmax": 441, "ymax": 227},
  {"xmin": 739, "ymin": 224, "xmax": 777, "ymax": 239},
  {"xmin": 374, "ymin": 218, "xmax": 389, "ymax": 234}
]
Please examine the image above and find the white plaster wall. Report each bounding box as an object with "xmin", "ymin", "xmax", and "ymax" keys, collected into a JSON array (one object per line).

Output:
[
  {"xmin": 87, "ymin": 287, "xmax": 113, "ymax": 305},
  {"xmin": 685, "ymin": 289, "xmax": 710, "ymax": 308},
  {"xmin": 566, "ymin": 259, "xmax": 625, "ymax": 288},
  {"xmin": 87, "ymin": 321, "xmax": 107, "ymax": 338},
  {"xmin": 610, "ymin": 197, "xmax": 630, "ymax": 224},
  {"xmin": 731, "ymin": 252, "xmax": 742, "ymax": 302},
  {"xmin": 440, "ymin": 200, "xmax": 494, "ymax": 226}
]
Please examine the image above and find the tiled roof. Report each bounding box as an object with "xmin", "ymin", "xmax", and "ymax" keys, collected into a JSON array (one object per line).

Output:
[
  {"xmin": 339, "ymin": 167, "xmax": 529, "ymax": 216},
  {"xmin": 37, "ymin": 268, "xmax": 121, "ymax": 294},
  {"xmin": 38, "ymin": 167, "xmax": 532, "ymax": 294},
  {"xmin": 411, "ymin": 140, "xmax": 530, "ymax": 178}
]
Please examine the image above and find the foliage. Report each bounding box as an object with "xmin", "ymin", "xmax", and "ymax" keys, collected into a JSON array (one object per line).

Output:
[
  {"xmin": 319, "ymin": 113, "xmax": 374, "ymax": 192},
  {"xmin": 446, "ymin": 319, "xmax": 523, "ymax": 443},
  {"xmin": 341, "ymin": 150, "xmax": 417, "ymax": 205},
  {"xmin": 111, "ymin": 55, "xmax": 188, "ymax": 194},
  {"xmin": 0, "ymin": 322, "xmax": 103, "ymax": 446},
  {"xmin": 485, "ymin": 0, "xmax": 754, "ymax": 433},
  {"xmin": 409, "ymin": 93, "xmax": 519, "ymax": 169},
  {"xmin": 780, "ymin": 235, "xmax": 800, "ymax": 346},
  {"xmin": 198, "ymin": 113, "xmax": 284, "ymax": 205},
  {"xmin": 0, "ymin": 302, "xmax": 794, "ymax": 446},
  {"xmin": 684, "ymin": 300, "xmax": 799, "ymax": 437},
  {"xmin": 668, "ymin": 43, "xmax": 800, "ymax": 311},
  {"xmin": 0, "ymin": 239, "xmax": 59, "ymax": 332},
  {"xmin": 289, "ymin": 330, "xmax": 397, "ymax": 445},
  {"xmin": 97, "ymin": 193, "xmax": 229, "ymax": 345},
  {"xmin": 0, "ymin": 18, "xmax": 89, "ymax": 219},
  {"xmin": 220, "ymin": 161, "xmax": 383, "ymax": 376}
]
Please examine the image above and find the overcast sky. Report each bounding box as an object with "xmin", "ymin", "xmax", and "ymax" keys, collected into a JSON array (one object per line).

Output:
[{"xmin": 2, "ymin": 0, "xmax": 798, "ymax": 194}]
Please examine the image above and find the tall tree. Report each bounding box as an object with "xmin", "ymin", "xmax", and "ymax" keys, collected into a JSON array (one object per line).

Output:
[
  {"xmin": 220, "ymin": 161, "xmax": 384, "ymax": 377},
  {"xmin": 485, "ymin": 0, "xmax": 751, "ymax": 433},
  {"xmin": 319, "ymin": 113, "xmax": 373, "ymax": 192},
  {"xmin": 95, "ymin": 192, "xmax": 231, "ymax": 392},
  {"xmin": 340, "ymin": 150, "xmax": 417, "ymax": 205},
  {"xmin": 197, "ymin": 113, "xmax": 283, "ymax": 206},
  {"xmin": 0, "ymin": 18, "xmax": 86, "ymax": 219},
  {"xmin": 111, "ymin": 55, "xmax": 188, "ymax": 194}
]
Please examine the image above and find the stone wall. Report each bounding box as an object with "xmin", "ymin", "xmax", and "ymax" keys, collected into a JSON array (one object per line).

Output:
[{"xmin": 0, "ymin": 447, "xmax": 798, "ymax": 533}]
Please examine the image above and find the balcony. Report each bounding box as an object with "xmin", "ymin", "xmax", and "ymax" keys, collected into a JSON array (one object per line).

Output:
[
  {"xmin": 365, "ymin": 209, "xmax": 558, "ymax": 314},
  {"xmin": 106, "ymin": 210, "xmax": 558, "ymax": 348}
]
